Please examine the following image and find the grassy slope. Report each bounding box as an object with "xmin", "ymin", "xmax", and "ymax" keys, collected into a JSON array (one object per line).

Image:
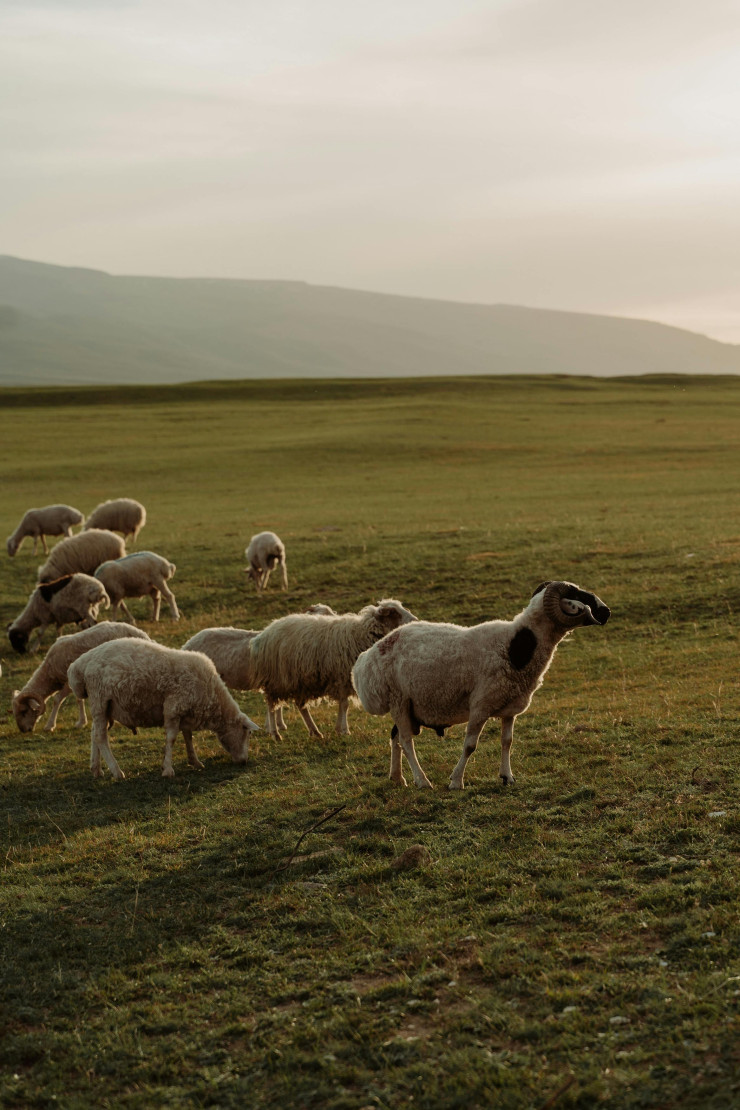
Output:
[{"xmin": 1, "ymin": 375, "xmax": 740, "ymax": 1109}]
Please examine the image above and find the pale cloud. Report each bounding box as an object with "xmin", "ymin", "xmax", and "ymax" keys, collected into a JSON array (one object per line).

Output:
[{"xmin": 1, "ymin": 0, "xmax": 739, "ymax": 340}]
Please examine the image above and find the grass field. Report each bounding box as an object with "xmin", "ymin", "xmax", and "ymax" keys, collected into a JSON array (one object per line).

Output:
[{"xmin": 2, "ymin": 374, "xmax": 740, "ymax": 1109}]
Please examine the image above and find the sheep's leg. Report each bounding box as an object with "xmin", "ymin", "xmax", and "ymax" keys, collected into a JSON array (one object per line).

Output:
[
  {"xmin": 275, "ymin": 705, "xmax": 286, "ymax": 732},
  {"xmin": 183, "ymin": 727, "xmax": 204, "ymax": 770},
  {"xmin": 265, "ymin": 699, "xmax": 281, "ymax": 738},
  {"xmin": 395, "ymin": 719, "xmax": 433, "ymax": 789},
  {"xmin": 44, "ymin": 689, "xmax": 68, "ymax": 731},
  {"xmin": 91, "ymin": 716, "xmax": 125, "ymax": 780},
  {"xmin": 262, "ymin": 567, "xmax": 271, "ymax": 591},
  {"xmin": 297, "ymin": 704, "xmax": 324, "ymax": 739},
  {"xmin": 161, "ymin": 718, "xmax": 180, "ymax": 777},
  {"xmin": 448, "ymin": 715, "xmax": 489, "ymax": 790},
  {"xmin": 335, "ymin": 698, "xmax": 350, "ymax": 736},
  {"xmin": 118, "ymin": 600, "xmax": 137, "ymax": 624},
  {"xmin": 389, "ymin": 725, "xmax": 407, "ymax": 786},
  {"xmin": 160, "ymin": 583, "xmax": 180, "ymax": 620},
  {"xmin": 149, "ymin": 590, "xmax": 161, "ymax": 621},
  {"xmin": 41, "ymin": 535, "xmax": 49, "ymax": 554},
  {"xmin": 74, "ymin": 695, "xmax": 87, "ymax": 728},
  {"xmin": 499, "ymin": 716, "xmax": 516, "ymax": 785},
  {"xmin": 280, "ymin": 562, "xmax": 288, "ymax": 590}
]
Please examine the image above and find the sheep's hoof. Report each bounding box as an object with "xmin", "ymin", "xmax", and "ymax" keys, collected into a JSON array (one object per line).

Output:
[
  {"xmin": 390, "ymin": 774, "xmax": 408, "ymax": 787},
  {"xmin": 162, "ymin": 768, "xmax": 175, "ymax": 778},
  {"xmin": 416, "ymin": 780, "xmax": 434, "ymax": 790},
  {"xmin": 189, "ymin": 759, "xmax": 205, "ymax": 770},
  {"xmin": 447, "ymin": 781, "xmax": 464, "ymax": 791},
  {"xmin": 500, "ymin": 774, "xmax": 515, "ymax": 786}
]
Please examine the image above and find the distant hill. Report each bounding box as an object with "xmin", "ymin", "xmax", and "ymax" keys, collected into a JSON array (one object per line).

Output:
[{"xmin": 0, "ymin": 254, "xmax": 738, "ymax": 386}]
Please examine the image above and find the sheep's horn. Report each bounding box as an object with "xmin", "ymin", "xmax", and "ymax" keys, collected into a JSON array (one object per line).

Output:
[{"xmin": 543, "ymin": 582, "xmax": 587, "ymax": 628}]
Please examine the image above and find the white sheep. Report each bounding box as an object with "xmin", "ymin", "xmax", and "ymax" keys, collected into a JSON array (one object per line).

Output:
[
  {"xmin": 84, "ymin": 498, "xmax": 146, "ymax": 543},
  {"xmin": 250, "ymin": 599, "xmax": 418, "ymax": 739},
  {"xmin": 12, "ymin": 622, "xmax": 151, "ymax": 734},
  {"xmin": 6, "ymin": 504, "xmax": 84, "ymax": 557},
  {"xmin": 245, "ymin": 531, "xmax": 288, "ymax": 592},
  {"xmin": 94, "ymin": 551, "xmax": 180, "ymax": 622},
  {"xmin": 352, "ymin": 581, "xmax": 610, "ymax": 790},
  {"xmin": 37, "ymin": 529, "xmax": 126, "ymax": 583},
  {"xmin": 7, "ymin": 574, "xmax": 111, "ymax": 654},
  {"xmin": 67, "ymin": 639, "xmax": 259, "ymax": 779}
]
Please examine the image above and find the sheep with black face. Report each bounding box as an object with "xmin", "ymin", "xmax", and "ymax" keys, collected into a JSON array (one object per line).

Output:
[{"xmin": 352, "ymin": 581, "xmax": 610, "ymax": 790}]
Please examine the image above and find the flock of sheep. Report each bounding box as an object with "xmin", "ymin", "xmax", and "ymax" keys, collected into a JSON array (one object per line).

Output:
[{"xmin": 4, "ymin": 498, "xmax": 611, "ymax": 787}]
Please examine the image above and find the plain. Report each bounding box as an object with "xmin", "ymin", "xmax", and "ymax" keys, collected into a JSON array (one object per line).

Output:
[{"xmin": 2, "ymin": 375, "xmax": 740, "ymax": 1109}]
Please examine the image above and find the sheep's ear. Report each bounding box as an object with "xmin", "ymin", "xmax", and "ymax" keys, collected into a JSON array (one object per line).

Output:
[
  {"xmin": 531, "ymin": 582, "xmax": 550, "ymax": 598},
  {"xmin": 241, "ymin": 713, "xmax": 260, "ymax": 733}
]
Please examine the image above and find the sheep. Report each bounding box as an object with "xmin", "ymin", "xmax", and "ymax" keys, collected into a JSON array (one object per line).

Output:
[
  {"xmin": 67, "ymin": 639, "xmax": 260, "ymax": 779},
  {"xmin": 94, "ymin": 551, "xmax": 179, "ymax": 622},
  {"xmin": 36, "ymin": 529, "xmax": 126, "ymax": 583},
  {"xmin": 6, "ymin": 504, "xmax": 84, "ymax": 557},
  {"xmin": 84, "ymin": 498, "xmax": 146, "ymax": 543},
  {"xmin": 351, "ymin": 581, "xmax": 610, "ymax": 790},
  {"xmin": 7, "ymin": 574, "xmax": 111, "ymax": 654},
  {"xmin": 245, "ymin": 531, "xmax": 288, "ymax": 592},
  {"xmin": 12, "ymin": 622, "xmax": 151, "ymax": 734},
  {"xmin": 250, "ymin": 599, "xmax": 418, "ymax": 739}
]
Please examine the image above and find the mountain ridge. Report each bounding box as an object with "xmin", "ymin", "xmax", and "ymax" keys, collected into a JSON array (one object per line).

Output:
[{"xmin": 1, "ymin": 254, "xmax": 737, "ymax": 386}]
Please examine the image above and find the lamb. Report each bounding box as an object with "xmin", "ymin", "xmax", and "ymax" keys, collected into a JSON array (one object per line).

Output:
[
  {"xmin": 7, "ymin": 574, "xmax": 111, "ymax": 654},
  {"xmin": 84, "ymin": 498, "xmax": 146, "ymax": 543},
  {"xmin": 37, "ymin": 529, "xmax": 126, "ymax": 583},
  {"xmin": 245, "ymin": 531, "xmax": 288, "ymax": 592},
  {"xmin": 12, "ymin": 622, "xmax": 151, "ymax": 734},
  {"xmin": 94, "ymin": 551, "xmax": 180, "ymax": 622},
  {"xmin": 351, "ymin": 580, "xmax": 610, "ymax": 790},
  {"xmin": 250, "ymin": 599, "xmax": 418, "ymax": 739},
  {"xmin": 67, "ymin": 639, "xmax": 259, "ymax": 779},
  {"xmin": 6, "ymin": 504, "xmax": 84, "ymax": 557}
]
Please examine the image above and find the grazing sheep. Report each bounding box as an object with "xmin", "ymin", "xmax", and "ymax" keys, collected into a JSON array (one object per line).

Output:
[
  {"xmin": 37, "ymin": 529, "xmax": 125, "ymax": 583},
  {"xmin": 12, "ymin": 622, "xmax": 151, "ymax": 734},
  {"xmin": 84, "ymin": 498, "xmax": 146, "ymax": 543},
  {"xmin": 6, "ymin": 504, "xmax": 84, "ymax": 557},
  {"xmin": 250, "ymin": 599, "xmax": 418, "ymax": 739},
  {"xmin": 67, "ymin": 639, "xmax": 259, "ymax": 779},
  {"xmin": 94, "ymin": 551, "xmax": 179, "ymax": 622},
  {"xmin": 352, "ymin": 581, "xmax": 610, "ymax": 790},
  {"xmin": 245, "ymin": 531, "xmax": 288, "ymax": 592},
  {"xmin": 7, "ymin": 574, "xmax": 110, "ymax": 654}
]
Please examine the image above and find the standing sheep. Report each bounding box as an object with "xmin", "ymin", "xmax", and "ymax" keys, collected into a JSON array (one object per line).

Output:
[
  {"xmin": 352, "ymin": 581, "xmax": 610, "ymax": 790},
  {"xmin": 12, "ymin": 622, "xmax": 151, "ymax": 733},
  {"xmin": 94, "ymin": 551, "xmax": 180, "ymax": 622},
  {"xmin": 245, "ymin": 531, "xmax": 288, "ymax": 592},
  {"xmin": 182, "ymin": 626, "xmax": 286, "ymax": 732},
  {"xmin": 250, "ymin": 599, "xmax": 418, "ymax": 739},
  {"xmin": 7, "ymin": 574, "xmax": 111, "ymax": 654},
  {"xmin": 6, "ymin": 504, "xmax": 84, "ymax": 557},
  {"xmin": 67, "ymin": 639, "xmax": 259, "ymax": 779},
  {"xmin": 36, "ymin": 529, "xmax": 126, "ymax": 583},
  {"xmin": 84, "ymin": 499, "xmax": 146, "ymax": 543}
]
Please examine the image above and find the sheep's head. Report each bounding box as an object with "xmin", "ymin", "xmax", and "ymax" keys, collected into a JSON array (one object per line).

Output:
[
  {"xmin": 8, "ymin": 625, "xmax": 28, "ymax": 653},
  {"xmin": 6, "ymin": 535, "xmax": 18, "ymax": 557},
  {"xmin": 372, "ymin": 599, "xmax": 419, "ymax": 636},
  {"xmin": 220, "ymin": 713, "xmax": 260, "ymax": 764},
  {"xmin": 12, "ymin": 691, "xmax": 44, "ymax": 733},
  {"xmin": 534, "ymin": 581, "xmax": 610, "ymax": 629}
]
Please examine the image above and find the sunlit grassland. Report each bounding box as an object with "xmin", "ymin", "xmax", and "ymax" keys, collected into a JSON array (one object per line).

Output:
[{"xmin": 2, "ymin": 375, "xmax": 740, "ymax": 1109}]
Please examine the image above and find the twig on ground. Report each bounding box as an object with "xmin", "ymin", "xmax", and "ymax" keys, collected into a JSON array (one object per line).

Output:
[{"xmin": 271, "ymin": 803, "xmax": 347, "ymax": 879}]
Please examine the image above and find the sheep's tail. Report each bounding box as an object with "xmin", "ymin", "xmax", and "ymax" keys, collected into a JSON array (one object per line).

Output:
[
  {"xmin": 67, "ymin": 664, "xmax": 87, "ymax": 701},
  {"xmin": 351, "ymin": 648, "xmax": 390, "ymax": 715}
]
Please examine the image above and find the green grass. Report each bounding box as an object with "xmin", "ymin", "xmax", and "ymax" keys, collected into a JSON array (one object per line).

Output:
[{"xmin": 2, "ymin": 374, "xmax": 740, "ymax": 1108}]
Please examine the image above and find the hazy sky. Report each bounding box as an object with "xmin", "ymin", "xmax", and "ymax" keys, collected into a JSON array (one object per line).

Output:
[{"xmin": 2, "ymin": 0, "xmax": 739, "ymax": 341}]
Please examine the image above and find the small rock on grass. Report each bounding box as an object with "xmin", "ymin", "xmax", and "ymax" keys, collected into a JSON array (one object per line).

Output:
[{"xmin": 391, "ymin": 845, "xmax": 433, "ymax": 870}]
